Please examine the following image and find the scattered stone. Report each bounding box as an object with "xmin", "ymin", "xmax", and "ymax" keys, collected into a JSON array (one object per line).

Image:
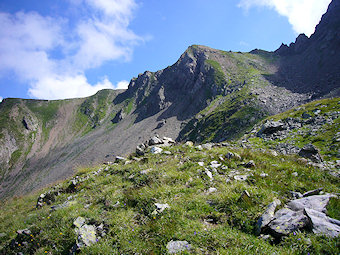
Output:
[
  {"xmin": 152, "ymin": 203, "xmax": 170, "ymax": 215},
  {"xmin": 150, "ymin": 146, "xmax": 163, "ymax": 154},
  {"xmin": 140, "ymin": 168, "xmax": 151, "ymax": 175},
  {"xmin": 302, "ymin": 188, "xmax": 323, "ymax": 197},
  {"xmin": 260, "ymin": 172, "xmax": 268, "ymax": 178},
  {"xmin": 163, "ymin": 150, "xmax": 172, "ymax": 155},
  {"xmin": 76, "ymin": 224, "xmax": 97, "ymax": 248},
  {"xmin": 257, "ymin": 120, "xmax": 285, "ymax": 136},
  {"xmin": 136, "ymin": 143, "xmax": 147, "ymax": 156},
  {"xmin": 114, "ymin": 156, "xmax": 126, "ymax": 163},
  {"xmin": 256, "ymin": 199, "xmax": 281, "ymax": 235},
  {"xmin": 298, "ymin": 144, "xmax": 322, "ymax": 163},
  {"xmin": 239, "ymin": 190, "xmax": 251, "ymax": 202},
  {"xmin": 292, "ymin": 172, "xmax": 298, "ymax": 177},
  {"xmin": 290, "ymin": 191, "xmax": 303, "ymax": 199},
  {"xmin": 240, "ymin": 160, "xmax": 256, "ymax": 168},
  {"xmin": 234, "ymin": 175, "xmax": 248, "ymax": 181},
  {"xmin": 198, "ymin": 162, "xmax": 204, "ymax": 167},
  {"xmin": 196, "ymin": 145, "xmax": 203, "ymax": 150},
  {"xmin": 149, "ymin": 136, "xmax": 164, "ymax": 146},
  {"xmin": 207, "ymin": 187, "xmax": 217, "ymax": 194},
  {"xmin": 202, "ymin": 143, "xmax": 213, "ymax": 150},
  {"xmin": 205, "ymin": 169, "xmax": 213, "ymax": 180},
  {"xmin": 163, "ymin": 137, "xmax": 175, "ymax": 144},
  {"xmin": 185, "ymin": 141, "xmax": 194, "ymax": 147},
  {"xmin": 302, "ymin": 112, "xmax": 312, "ymax": 119},
  {"xmin": 74, "ymin": 217, "xmax": 86, "ymax": 228},
  {"xmin": 210, "ymin": 161, "xmax": 221, "ymax": 168},
  {"xmin": 166, "ymin": 240, "xmax": 191, "ymax": 254}
]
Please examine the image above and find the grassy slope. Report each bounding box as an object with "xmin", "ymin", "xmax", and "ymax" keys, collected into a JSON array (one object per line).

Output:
[
  {"xmin": 0, "ymin": 141, "xmax": 339, "ymax": 254},
  {"xmin": 247, "ymin": 97, "xmax": 340, "ymax": 161},
  {"xmin": 180, "ymin": 50, "xmax": 276, "ymax": 143}
]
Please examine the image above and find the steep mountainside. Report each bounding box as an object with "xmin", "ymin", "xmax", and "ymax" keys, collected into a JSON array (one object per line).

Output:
[
  {"xmin": 0, "ymin": 98, "xmax": 339, "ymax": 254},
  {"xmin": 273, "ymin": 0, "xmax": 340, "ymax": 97},
  {"xmin": 0, "ymin": 0, "xmax": 339, "ymax": 198}
]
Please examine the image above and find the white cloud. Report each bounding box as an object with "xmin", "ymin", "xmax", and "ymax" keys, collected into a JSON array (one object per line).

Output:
[
  {"xmin": 0, "ymin": 0, "xmax": 142, "ymax": 100},
  {"xmin": 0, "ymin": 96, "xmax": 3, "ymax": 102},
  {"xmin": 238, "ymin": 0, "xmax": 332, "ymax": 36},
  {"xmin": 115, "ymin": 80, "xmax": 129, "ymax": 90}
]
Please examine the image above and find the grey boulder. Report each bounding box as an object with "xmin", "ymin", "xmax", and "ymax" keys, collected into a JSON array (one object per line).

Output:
[{"xmin": 166, "ymin": 240, "xmax": 191, "ymax": 254}]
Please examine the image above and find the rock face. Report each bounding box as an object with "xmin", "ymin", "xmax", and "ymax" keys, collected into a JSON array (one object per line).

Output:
[
  {"xmin": 257, "ymin": 191, "xmax": 339, "ymax": 238},
  {"xmin": 298, "ymin": 144, "xmax": 322, "ymax": 162},
  {"xmin": 273, "ymin": 0, "xmax": 340, "ymax": 97}
]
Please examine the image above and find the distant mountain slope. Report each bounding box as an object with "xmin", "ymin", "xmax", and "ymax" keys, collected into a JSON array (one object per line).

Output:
[{"xmin": 0, "ymin": 0, "xmax": 339, "ymax": 198}]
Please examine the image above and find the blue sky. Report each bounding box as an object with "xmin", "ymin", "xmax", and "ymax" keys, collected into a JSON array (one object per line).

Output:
[{"xmin": 0, "ymin": 0, "xmax": 332, "ymax": 100}]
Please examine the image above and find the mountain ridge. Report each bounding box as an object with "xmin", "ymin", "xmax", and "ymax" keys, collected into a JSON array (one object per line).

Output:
[{"xmin": 0, "ymin": 0, "xmax": 339, "ymax": 199}]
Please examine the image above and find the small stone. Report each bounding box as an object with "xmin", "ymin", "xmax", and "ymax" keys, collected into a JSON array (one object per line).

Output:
[
  {"xmin": 210, "ymin": 161, "xmax": 221, "ymax": 168},
  {"xmin": 292, "ymin": 172, "xmax": 298, "ymax": 177},
  {"xmin": 207, "ymin": 187, "xmax": 217, "ymax": 193},
  {"xmin": 163, "ymin": 151, "xmax": 172, "ymax": 155},
  {"xmin": 234, "ymin": 175, "xmax": 248, "ymax": 181},
  {"xmin": 205, "ymin": 170, "xmax": 213, "ymax": 180},
  {"xmin": 185, "ymin": 141, "xmax": 194, "ymax": 147},
  {"xmin": 114, "ymin": 156, "xmax": 126, "ymax": 163},
  {"xmin": 302, "ymin": 188, "xmax": 323, "ymax": 197},
  {"xmin": 202, "ymin": 143, "xmax": 213, "ymax": 150},
  {"xmin": 150, "ymin": 146, "xmax": 163, "ymax": 154},
  {"xmin": 260, "ymin": 172, "xmax": 268, "ymax": 177},
  {"xmin": 74, "ymin": 217, "xmax": 86, "ymax": 228},
  {"xmin": 152, "ymin": 203, "xmax": 170, "ymax": 215},
  {"xmin": 149, "ymin": 136, "xmax": 164, "ymax": 146},
  {"xmin": 198, "ymin": 162, "xmax": 204, "ymax": 167},
  {"xmin": 166, "ymin": 240, "xmax": 191, "ymax": 254}
]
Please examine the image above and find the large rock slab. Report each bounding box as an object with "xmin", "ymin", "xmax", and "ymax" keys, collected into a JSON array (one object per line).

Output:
[
  {"xmin": 304, "ymin": 208, "xmax": 340, "ymax": 237},
  {"xmin": 268, "ymin": 208, "xmax": 309, "ymax": 237},
  {"xmin": 256, "ymin": 199, "xmax": 281, "ymax": 235},
  {"xmin": 287, "ymin": 194, "xmax": 334, "ymax": 213}
]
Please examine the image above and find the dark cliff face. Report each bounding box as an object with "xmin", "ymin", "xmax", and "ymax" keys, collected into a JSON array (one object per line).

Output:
[
  {"xmin": 273, "ymin": 0, "xmax": 340, "ymax": 97},
  {"xmin": 117, "ymin": 46, "xmax": 227, "ymax": 122}
]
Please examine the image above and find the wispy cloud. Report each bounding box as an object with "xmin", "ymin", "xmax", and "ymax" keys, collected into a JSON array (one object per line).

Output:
[
  {"xmin": 0, "ymin": 0, "xmax": 142, "ymax": 100},
  {"xmin": 0, "ymin": 96, "xmax": 3, "ymax": 102},
  {"xmin": 238, "ymin": 0, "xmax": 332, "ymax": 36}
]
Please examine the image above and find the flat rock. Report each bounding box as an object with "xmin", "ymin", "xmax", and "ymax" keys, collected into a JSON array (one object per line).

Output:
[
  {"xmin": 74, "ymin": 217, "xmax": 86, "ymax": 228},
  {"xmin": 287, "ymin": 194, "xmax": 335, "ymax": 213},
  {"xmin": 268, "ymin": 208, "xmax": 309, "ymax": 237},
  {"xmin": 166, "ymin": 240, "xmax": 191, "ymax": 254},
  {"xmin": 305, "ymin": 208, "xmax": 340, "ymax": 237},
  {"xmin": 256, "ymin": 199, "xmax": 281, "ymax": 235},
  {"xmin": 77, "ymin": 224, "xmax": 97, "ymax": 247}
]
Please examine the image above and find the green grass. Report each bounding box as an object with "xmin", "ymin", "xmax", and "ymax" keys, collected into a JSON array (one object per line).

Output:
[
  {"xmin": 0, "ymin": 143, "xmax": 339, "ymax": 254},
  {"xmin": 180, "ymin": 87, "xmax": 267, "ymax": 142},
  {"xmin": 247, "ymin": 98, "xmax": 340, "ymax": 160},
  {"xmin": 205, "ymin": 59, "xmax": 226, "ymax": 87}
]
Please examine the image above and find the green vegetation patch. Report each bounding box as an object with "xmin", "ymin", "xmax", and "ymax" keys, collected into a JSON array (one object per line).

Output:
[
  {"xmin": 0, "ymin": 144, "xmax": 339, "ymax": 254},
  {"xmin": 205, "ymin": 59, "xmax": 226, "ymax": 87}
]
